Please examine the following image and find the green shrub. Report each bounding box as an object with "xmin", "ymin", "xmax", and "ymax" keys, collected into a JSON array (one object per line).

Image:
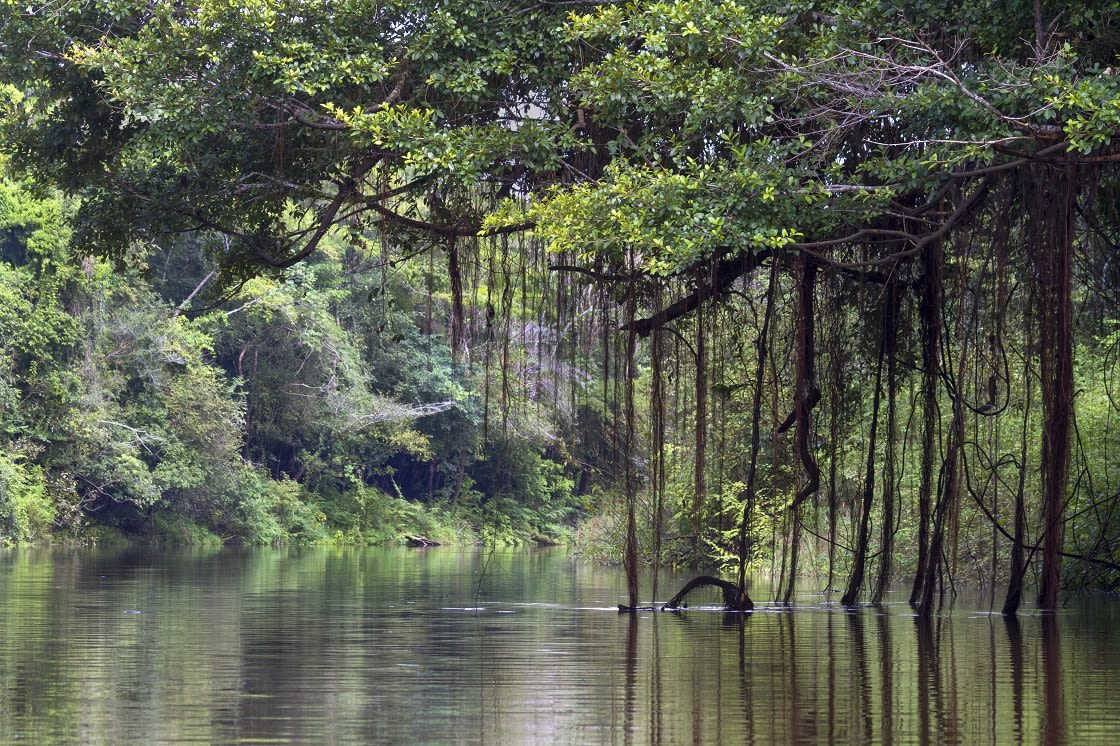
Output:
[
  {"xmin": 233, "ymin": 472, "xmax": 328, "ymax": 545},
  {"xmin": 0, "ymin": 448, "xmax": 55, "ymax": 543},
  {"xmin": 318, "ymin": 484, "xmax": 471, "ymax": 545}
]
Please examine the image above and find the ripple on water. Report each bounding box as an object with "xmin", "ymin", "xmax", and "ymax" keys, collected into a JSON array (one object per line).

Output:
[{"xmin": 2, "ymin": 547, "xmax": 1119, "ymax": 745}]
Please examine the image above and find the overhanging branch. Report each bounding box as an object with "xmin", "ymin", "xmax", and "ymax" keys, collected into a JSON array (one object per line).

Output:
[{"xmin": 621, "ymin": 249, "xmax": 773, "ymax": 337}]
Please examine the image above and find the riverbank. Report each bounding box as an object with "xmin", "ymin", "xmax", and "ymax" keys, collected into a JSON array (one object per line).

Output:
[{"xmin": 7, "ymin": 485, "xmax": 576, "ymax": 551}]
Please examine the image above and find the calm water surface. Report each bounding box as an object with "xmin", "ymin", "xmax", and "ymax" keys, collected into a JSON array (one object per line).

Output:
[{"xmin": 1, "ymin": 546, "xmax": 1118, "ymax": 745}]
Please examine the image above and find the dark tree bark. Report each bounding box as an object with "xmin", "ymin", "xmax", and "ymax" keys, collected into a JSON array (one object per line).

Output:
[
  {"xmin": 910, "ymin": 238, "xmax": 943, "ymax": 607},
  {"xmin": 447, "ymin": 236, "xmax": 465, "ymax": 361},
  {"xmin": 1003, "ymin": 240, "xmax": 1035, "ymax": 616},
  {"xmin": 663, "ymin": 575, "xmax": 753, "ymax": 612},
  {"xmin": 873, "ymin": 278, "xmax": 900, "ymax": 604},
  {"xmin": 825, "ymin": 284, "xmax": 845, "ymax": 591},
  {"xmin": 922, "ymin": 249, "xmax": 976, "ymax": 613},
  {"xmin": 622, "ymin": 249, "xmax": 772, "ymax": 337},
  {"xmin": 736, "ymin": 262, "xmax": 778, "ymax": 596},
  {"xmin": 622, "ymin": 279, "xmax": 640, "ymax": 611},
  {"xmin": 1002, "ymin": 332, "xmax": 1033, "ymax": 615},
  {"xmin": 785, "ymin": 254, "xmax": 820, "ymax": 602},
  {"xmin": 1035, "ymin": 161, "xmax": 1076, "ymax": 611},
  {"xmin": 694, "ymin": 293, "xmax": 707, "ymax": 552},
  {"xmin": 842, "ymin": 274, "xmax": 888, "ymax": 606},
  {"xmin": 650, "ymin": 288, "xmax": 666, "ymax": 604}
]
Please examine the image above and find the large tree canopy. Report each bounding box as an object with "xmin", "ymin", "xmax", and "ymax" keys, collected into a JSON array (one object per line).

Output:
[
  {"xmin": 2, "ymin": 0, "xmax": 576, "ymax": 274},
  {"xmin": 4, "ymin": 0, "xmax": 1120, "ymax": 612},
  {"xmin": 4, "ymin": 2, "xmax": 1119, "ymax": 266}
]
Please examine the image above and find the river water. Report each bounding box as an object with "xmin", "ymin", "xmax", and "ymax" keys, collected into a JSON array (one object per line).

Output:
[{"xmin": 1, "ymin": 546, "xmax": 1118, "ymax": 745}]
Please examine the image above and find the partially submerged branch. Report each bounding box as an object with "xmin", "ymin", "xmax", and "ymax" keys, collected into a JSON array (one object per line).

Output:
[
  {"xmin": 663, "ymin": 576, "xmax": 754, "ymax": 612},
  {"xmin": 617, "ymin": 575, "xmax": 754, "ymax": 613}
]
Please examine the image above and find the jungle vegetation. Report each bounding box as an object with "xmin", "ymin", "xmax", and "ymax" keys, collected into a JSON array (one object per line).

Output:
[{"xmin": 3, "ymin": 1, "xmax": 1120, "ymax": 614}]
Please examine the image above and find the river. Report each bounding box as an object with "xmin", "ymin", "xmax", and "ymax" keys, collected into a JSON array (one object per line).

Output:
[{"xmin": 1, "ymin": 545, "xmax": 1118, "ymax": 744}]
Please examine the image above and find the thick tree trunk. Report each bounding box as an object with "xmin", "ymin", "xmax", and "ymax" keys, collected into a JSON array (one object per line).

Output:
[
  {"xmin": 1036, "ymin": 162, "xmax": 1075, "ymax": 611},
  {"xmin": 785, "ymin": 255, "xmax": 820, "ymax": 602},
  {"xmin": 910, "ymin": 239, "xmax": 942, "ymax": 607}
]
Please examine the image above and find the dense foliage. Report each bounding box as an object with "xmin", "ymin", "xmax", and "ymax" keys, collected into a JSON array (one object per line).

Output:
[
  {"xmin": 0, "ymin": 172, "xmax": 584, "ymax": 546},
  {"xmin": 4, "ymin": 1, "xmax": 1120, "ymax": 612}
]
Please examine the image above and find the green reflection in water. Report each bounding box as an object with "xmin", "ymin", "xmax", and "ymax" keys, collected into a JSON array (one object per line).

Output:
[{"xmin": 1, "ymin": 546, "xmax": 1118, "ymax": 745}]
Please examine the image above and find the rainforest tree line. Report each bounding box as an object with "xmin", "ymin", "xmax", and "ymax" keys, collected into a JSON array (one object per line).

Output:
[{"xmin": 3, "ymin": 0, "xmax": 1120, "ymax": 613}]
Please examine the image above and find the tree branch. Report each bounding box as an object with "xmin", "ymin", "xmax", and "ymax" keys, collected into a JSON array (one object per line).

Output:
[
  {"xmin": 621, "ymin": 249, "xmax": 772, "ymax": 337},
  {"xmin": 366, "ymin": 200, "xmax": 533, "ymax": 238}
]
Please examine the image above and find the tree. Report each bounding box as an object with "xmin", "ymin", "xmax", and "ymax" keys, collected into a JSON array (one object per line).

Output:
[
  {"xmin": 5, "ymin": 0, "xmax": 1120, "ymax": 608},
  {"xmin": 1, "ymin": 0, "xmax": 572, "ymax": 275}
]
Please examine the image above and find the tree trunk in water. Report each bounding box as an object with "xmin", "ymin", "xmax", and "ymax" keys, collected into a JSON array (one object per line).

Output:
[
  {"xmin": 919, "ymin": 220, "xmax": 973, "ymax": 618},
  {"xmin": 1036, "ymin": 163, "xmax": 1075, "ymax": 610},
  {"xmin": 650, "ymin": 287, "xmax": 666, "ymax": 604},
  {"xmin": 1002, "ymin": 315, "xmax": 1033, "ymax": 615},
  {"xmin": 910, "ymin": 239, "xmax": 942, "ymax": 607},
  {"xmin": 873, "ymin": 279, "xmax": 900, "ymax": 605},
  {"xmin": 737, "ymin": 262, "xmax": 777, "ymax": 595},
  {"xmin": 694, "ymin": 295, "xmax": 707, "ymax": 555},
  {"xmin": 842, "ymin": 280, "xmax": 887, "ymax": 606},
  {"xmin": 825, "ymin": 284, "xmax": 844, "ymax": 591},
  {"xmin": 623, "ymin": 279, "xmax": 640, "ymax": 610},
  {"xmin": 785, "ymin": 255, "xmax": 820, "ymax": 602},
  {"xmin": 919, "ymin": 394, "xmax": 965, "ymax": 617}
]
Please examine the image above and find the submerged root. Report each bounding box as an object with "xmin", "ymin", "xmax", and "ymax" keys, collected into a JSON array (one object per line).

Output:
[
  {"xmin": 617, "ymin": 576, "xmax": 754, "ymax": 613},
  {"xmin": 662, "ymin": 576, "xmax": 753, "ymax": 612}
]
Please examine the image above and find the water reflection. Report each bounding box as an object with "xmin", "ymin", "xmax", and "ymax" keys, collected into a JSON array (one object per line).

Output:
[
  {"xmin": 848, "ymin": 609, "xmax": 873, "ymax": 743},
  {"xmin": 876, "ymin": 613, "xmax": 894, "ymax": 745},
  {"xmin": 1042, "ymin": 613, "xmax": 1064, "ymax": 746},
  {"xmin": 916, "ymin": 616, "xmax": 934, "ymax": 745},
  {"xmin": 624, "ymin": 611, "xmax": 637, "ymax": 745},
  {"xmin": 1, "ymin": 547, "xmax": 1120, "ymax": 745}
]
